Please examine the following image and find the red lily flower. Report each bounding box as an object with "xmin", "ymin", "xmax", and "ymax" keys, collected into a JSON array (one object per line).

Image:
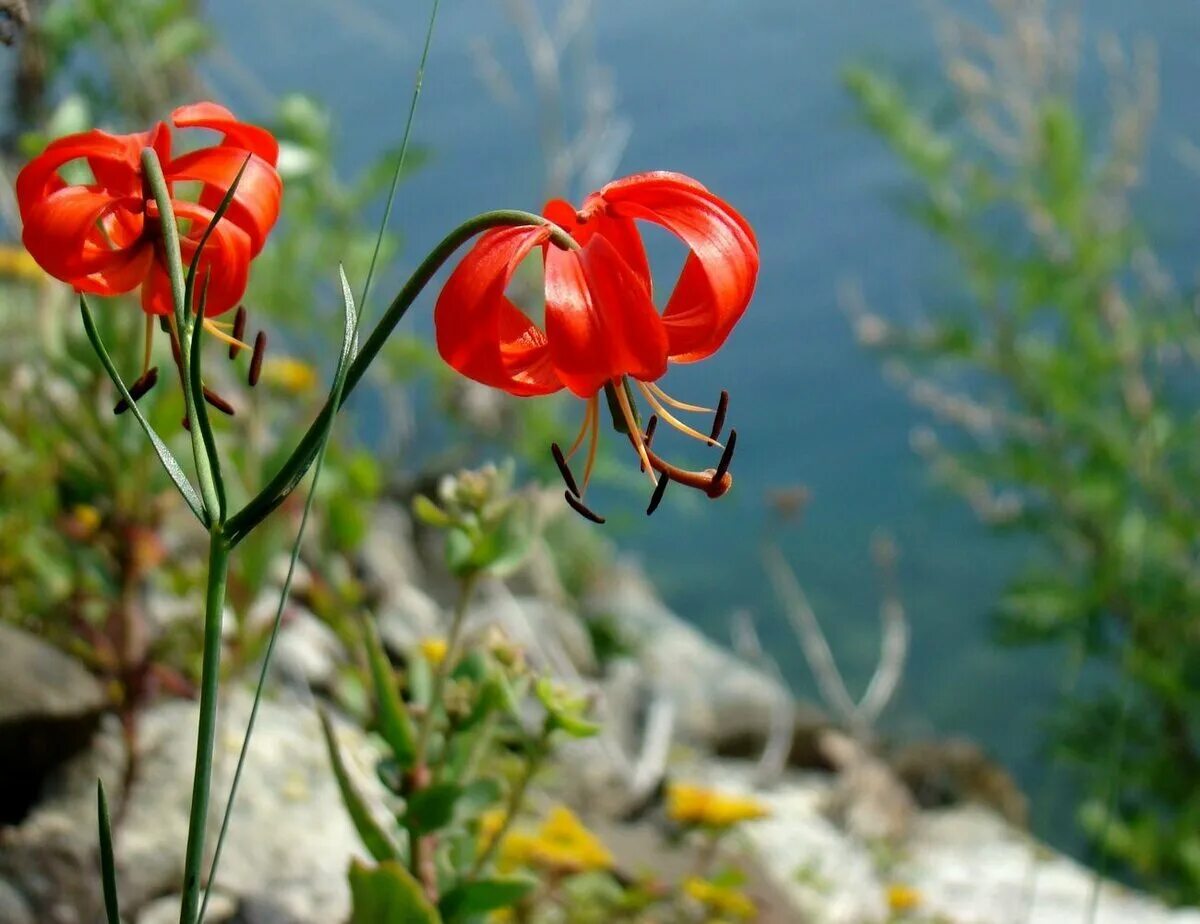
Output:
[
  {"xmin": 435, "ymin": 171, "xmax": 758, "ymax": 521},
  {"xmin": 16, "ymin": 102, "xmax": 282, "ymax": 415}
]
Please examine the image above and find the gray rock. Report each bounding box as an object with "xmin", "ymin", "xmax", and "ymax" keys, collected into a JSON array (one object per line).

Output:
[
  {"xmin": 0, "ymin": 879, "xmax": 34, "ymax": 924},
  {"xmin": 0, "ymin": 690, "xmax": 384, "ymax": 924},
  {"xmin": 137, "ymin": 892, "xmax": 236, "ymax": 924},
  {"xmin": 585, "ymin": 562, "xmax": 789, "ymax": 747},
  {"xmin": 0, "ymin": 623, "xmax": 106, "ymax": 827},
  {"xmin": 270, "ymin": 610, "xmax": 345, "ymax": 691}
]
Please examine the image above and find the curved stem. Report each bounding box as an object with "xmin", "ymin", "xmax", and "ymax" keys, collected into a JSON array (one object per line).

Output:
[
  {"xmin": 225, "ymin": 209, "xmax": 576, "ymax": 544},
  {"xmin": 470, "ymin": 724, "xmax": 551, "ymax": 878},
  {"xmin": 178, "ymin": 530, "xmax": 230, "ymax": 924}
]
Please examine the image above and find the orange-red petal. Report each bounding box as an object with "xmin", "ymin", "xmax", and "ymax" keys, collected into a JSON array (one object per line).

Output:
[
  {"xmin": 171, "ymin": 102, "xmax": 279, "ymax": 165},
  {"xmin": 434, "ymin": 225, "xmax": 563, "ymax": 397},
  {"xmin": 544, "ymin": 233, "xmax": 667, "ymax": 397},
  {"xmin": 21, "ymin": 186, "xmax": 144, "ymax": 282},
  {"xmin": 166, "ymin": 146, "xmax": 282, "ymax": 256},
  {"xmin": 595, "ymin": 171, "xmax": 758, "ymax": 362}
]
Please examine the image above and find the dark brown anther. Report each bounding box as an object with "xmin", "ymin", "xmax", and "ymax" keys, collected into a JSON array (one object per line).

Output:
[
  {"xmin": 158, "ymin": 316, "xmax": 170, "ymax": 333},
  {"xmin": 181, "ymin": 416, "xmax": 191, "ymax": 432},
  {"xmin": 249, "ymin": 331, "xmax": 266, "ymax": 386},
  {"xmin": 563, "ymin": 490, "xmax": 605, "ymax": 524},
  {"xmin": 550, "ymin": 443, "xmax": 580, "ymax": 497},
  {"xmin": 708, "ymin": 428, "xmax": 737, "ymax": 497},
  {"xmin": 229, "ymin": 306, "xmax": 247, "ymax": 360},
  {"xmin": 640, "ymin": 415, "xmax": 659, "ymax": 471},
  {"xmin": 646, "ymin": 473, "xmax": 670, "ymax": 516},
  {"xmin": 202, "ymin": 386, "xmax": 235, "ymax": 416},
  {"xmin": 114, "ymin": 366, "xmax": 160, "ymax": 415},
  {"xmin": 709, "ymin": 390, "xmax": 729, "ymax": 444}
]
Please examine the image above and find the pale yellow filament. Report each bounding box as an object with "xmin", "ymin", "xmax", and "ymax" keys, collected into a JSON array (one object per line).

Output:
[
  {"xmin": 613, "ymin": 380, "xmax": 658, "ymax": 487},
  {"xmin": 636, "ymin": 381, "xmax": 722, "ymax": 447},
  {"xmin": 648, "ymin": 381, "xmax": 712, "ymax": 414}
]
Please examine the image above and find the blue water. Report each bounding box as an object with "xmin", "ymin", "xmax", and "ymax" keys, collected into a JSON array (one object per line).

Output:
[{"xmin": 209, "ymin": 0, "xmax": 1200, "ymax": 844}]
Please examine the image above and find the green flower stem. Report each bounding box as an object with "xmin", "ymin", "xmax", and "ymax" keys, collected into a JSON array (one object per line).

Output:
[
  {"xmin": 224, "ymin": 210, "xmax": 578, "ymax": 545},
  {"xmin": 179, "ymin": 530, "xmax": 231, "ymax": 924},
  {"xmin": 408, "ymin": 572, "xmax": 479, "ymax": 887},
  {"xmin": 140, "ymin": 148, "xmax": 223, "ymax": 524},
  {"xmin": 469, "ymin": 723, "xmax": 552, "ymax": 878}
]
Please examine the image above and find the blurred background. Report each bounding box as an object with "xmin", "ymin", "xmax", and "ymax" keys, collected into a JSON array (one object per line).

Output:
[{"xmin": 4, "ymin": 0, "xmax": 1200, "ymax": 918}]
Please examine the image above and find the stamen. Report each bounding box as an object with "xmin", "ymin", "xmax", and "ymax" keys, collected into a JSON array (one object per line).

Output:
[
  {"xmin": 646, "ymin": 473, "xmax": 670, "ymax": 516},
  {"xmin": 249, "ymin": 331, "xmax": 267, "ymax": 386},
  {"xmin": 648, "ymin": 381, "xmax": 712, "ymax": 414},
  {"xmin": 640, "ymin": 415, "xmax": 658, "ymax": 472},
  {"xmin": 203, "ymin": 318, "xmax": 250, "ymax": 352},
  {"xmin": 202, "ymin": 386, "xmax": 236, "ymax": 416},
  {"xmin": 613, "ymin": 380, "xmax": 657, "ymax": 486},
  {"xmin": 181, "ymin": 416, "xmax": 191, "ymax": 432},
  {"xmin": 564, "ymin": 399, "xmax": 593, "ymax": 460},
  {"xmin": 159, "ymin": 316, "xmax": 170, "ymax": 334},
  {"xmin": 708, "ymin": 428, "xmax": 737, "ymax": 498},
  {"xmin": 636, "ymin": 381, "xmax": 723, "ymax": 447},
  {"xmin": 114, "ymin": 366, "xmax": 159, "ymax": 415},
  {"xmin": 551, "ymin": 443, "xmax": 580, "ymax": 497},
  {"xmin": 230, "ymin": 306, "xmax": 247, "ymax": 360},
  {"xmin": 142, "ymin": 314, "xmax": 154, "ymax": 376},
  {"xmin": 582, "ymin": 394, "xmax": 601, "ymax": 491},
  {"xmin": 709, "ymin": 390, "xmax": 729, "ymax": 442},
  {"xmin": 563, "ymin": 490, "xmax": 605, "ymax": 524}
]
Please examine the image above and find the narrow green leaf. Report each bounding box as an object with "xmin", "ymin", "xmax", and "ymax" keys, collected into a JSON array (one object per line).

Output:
[
  {"xmin": 318, "ymin": 709, "xmax": 401, "ymax": 864},
  {"xmin": 184, "ymin": 153, "xmax": 251, "ymax": 303},
  {"xmin": 97, "ymin": 781, "xmax": 121, "ymax": 924},
  {"xmin": 438, "ymin": 878, "xmax": 533, "ymax": 922},
  {"xmin": 405, "ymin": 782, "xmax": 462, "ymax": 835},
  {"xmin": 348, "ymin": 859, "xmax": 440, "ymax": 924},
  {"xmin": 78, "ymin": 295, "xmax": 206, "ymax": 524},
  {"xmin": 362, "ymin": 617, "xmax": 417, "ymax": 769},
  {"xmin": 187, "ymin": 271, "xmax": 226, "ymax": 521}
]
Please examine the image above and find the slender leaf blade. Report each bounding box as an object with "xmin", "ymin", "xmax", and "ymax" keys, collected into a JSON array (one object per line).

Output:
[
  {"xmin": 362, "ymin": 617, "xmax": 417, "ymax": 768},
  {"xmin": 97, "ymin": 781, "xmax": 121, "ymax": 924},
  {"xmin": 187, "ymin": 272, "xmax": 227, "ymax": 520},
  {"xmin": 78, "ymin": 295, "xmax": 206, "ymax": 523},
  {"xmin": 319, "ymin": 709, "xmax": 401, "ymax": 864}
]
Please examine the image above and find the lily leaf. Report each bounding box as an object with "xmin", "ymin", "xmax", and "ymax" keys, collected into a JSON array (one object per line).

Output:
[
  {"xmin": 78, "ymin": 295, "xmax": 206, "ymax": 524},
  {"xmin": 348, "ymin": 859, "xmax": 440, "ymax": 924},
  {"xmin": 97, "ymin": 781, "xmax": 121, "ymax": 924},
  {"xmin": 318, "ymin": 709, "xmax": 401, "ymax": 863}
]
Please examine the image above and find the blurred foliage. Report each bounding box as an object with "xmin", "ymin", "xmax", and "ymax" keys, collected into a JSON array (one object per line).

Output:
[{"xmin": 846, "ymin": 0, "xmax": 1200, "ymax": 901}]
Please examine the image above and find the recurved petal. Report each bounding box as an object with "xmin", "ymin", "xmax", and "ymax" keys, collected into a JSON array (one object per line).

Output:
[
  {"xmin": 73, "ymin": 244, "xmax": 155, "ymax": 297},
  {"xmin": 544, "ymin": 233, "xmax": 667, "ymax": 398},
  {"xmin": 434, "ymin": 224, "xmax": 563, "ymax": 397},
  {"xmin": 597, "ymin": 171, "xmax": 758, "ymax": 363},
  {"xmin": 166, "ymin": 146, "xmax": 282, "ymax": 255},
  {"xmin": 172, "ymin": 102, "xmax": 280, "ymax": 166},
  {"xmin": 175, "ymin": 200, "xmax": 253, "ymax": 317},
  {"xmin": 21, "ymin": 186, "xmax": 144, "ymax": 282},
  {"xmin": 543, "ymin": 197, "xmax": 651, "ymax": 291}
]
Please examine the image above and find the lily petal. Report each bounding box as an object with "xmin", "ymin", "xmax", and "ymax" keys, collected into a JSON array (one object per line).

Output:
[
  {"xmin": 166, "ymin": 147, "xmax": 282, "ymax": 255},
  {"xmin": 545, "ymin": 233, "xmax": 667, "ymax": 398},
  {"xmin": 596, "ymin": 171, "xmax": 758, "ymax": 362},
  {"xmin": 434, "ymin": 225, "xmax": 563, "ymax": 397},
  {"xmin": 22, "ymin": 186, "xmax": 145, "ymax": 281},
  {"xmin": 171, "ymin": 102, "xmax": 280, "ymax": 166}
]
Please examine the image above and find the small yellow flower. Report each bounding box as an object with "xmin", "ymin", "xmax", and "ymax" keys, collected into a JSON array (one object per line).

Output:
[
  {"xmin": 259, "ymin": 355, "xmax": 318, "ymax": 393},
  {"xmin": 0, "ymin": 245, "xmax": 45, "ymax": 283},
  {"xmin": 667, "ymin": 783, "xmax": 769, "ymax": 829},
  {"xmin": 483, "ymin": 805, "xmax": 613, "ymax": 875},
  {"xmin": 683, "ymin": 877, "xmax": 757, "ymax": 920},
  {"xmin": 419, "ymin": 637, "xmax": 448, "ymax": 666},
  {"xmin": 66, "ymin": 503, "xmax": 102, "ymax": 538},
  {"xmin": 885, "ymin": 883, "xmax": 921, "ymax": 912}
]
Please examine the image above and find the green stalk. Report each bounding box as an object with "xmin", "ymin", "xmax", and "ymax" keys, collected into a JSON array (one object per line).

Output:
[
  {"xmin": 225, "ymin": 210, "xmax": 578, "ymax": 544},
  {"xmin": 179, "ymin": 530, "xmax": 230, "ymax": 924},
  {"xmin": 469, "ymin": 724, "xmax": 551, "ymax": 878}
]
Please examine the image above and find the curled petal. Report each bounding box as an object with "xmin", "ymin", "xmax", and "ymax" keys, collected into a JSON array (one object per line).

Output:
[
  {"xmin": 22, "ymin": 186, "xmax": 144, "ymax": 281},
  {"xmin": 434, "ymin": 225, "xmax": 562, "ymax": 397},
  {"xmin": 166, "ymin": 147, "xmax": 282, "ymax": 255},
  {"xmin": 543, "ymin": 198, "xmax": 650, "ymax": 292},
  {"xmin": 172, "ymin": 102, "xmax": 280, "ymax": 166},
  {"xmin": 545, "ymin": 233, "xmax": 667, "ymax": 398},
  {"xmin": 597, "ymin": 171, "xmax": 758, "ymax": 362},
  {"xmin": 73, "ymin": 245, "xmax": 155, "ymax": 297},
  {"xmin": 16, "ymin": 124, "xmax": 169, "ymax": 216},
  {"xmin": 176, "ymin": 201, "xmax": 252, "ymax": 317}
]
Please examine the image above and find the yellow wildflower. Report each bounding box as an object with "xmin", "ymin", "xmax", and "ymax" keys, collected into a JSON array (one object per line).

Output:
[
  {"xmin": 259, "ymin": 356, "xmax": 318, "ymax": 393},
  {"xmin": 666, "ymin": 782, "xmax": 769, "ymax": 829},
  {"xmin": 483, "ymin": 806, "xmax": 613, "ymax": 875},
  {"xmin": 683, "ymin": 877, "xmax": 757, "ymax": 920},
  {"xmin": 419, "ymin": 637, "xmax": 448, "ymax": 666},
  {"xmin": 885, "ymin": 883, "xmax": 921, "ymax": 912},
  {"xmin": 0, "ymin": 245, "xmax": 45, "ymax": 283}
]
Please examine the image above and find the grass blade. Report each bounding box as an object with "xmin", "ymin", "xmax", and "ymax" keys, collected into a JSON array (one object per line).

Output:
[
  {"xmin": 362, "ymin": 615, "xmax": 417, "ymax": 768},
  {"xmin": 79, "ymin": 295, "xmax": 206, "ymax": 524},
  {"xmin": 97, "ymin": 781, "xmax": 121, "ymax": 924}
]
